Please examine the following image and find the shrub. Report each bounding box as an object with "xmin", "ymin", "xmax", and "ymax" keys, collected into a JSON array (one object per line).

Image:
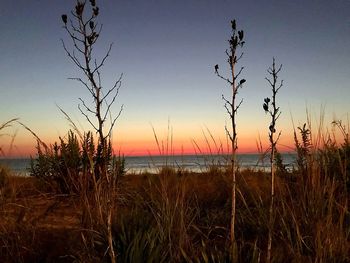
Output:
[{"xmin": 30, "ymin": 130, "xmax": 125, "ymax": 194}]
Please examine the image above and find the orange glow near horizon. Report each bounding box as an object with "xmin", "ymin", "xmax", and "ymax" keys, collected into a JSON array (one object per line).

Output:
[
  {"xmin": 118, "ymin": 132, "xmax": 302, "ymax": 156},
  {"xmin": 2, "ymin": 130, "xmax": 296, "ymax": 158},
  {"xmin": 4, "ymin": 117, "xmax": 345, "ymax": 158}
]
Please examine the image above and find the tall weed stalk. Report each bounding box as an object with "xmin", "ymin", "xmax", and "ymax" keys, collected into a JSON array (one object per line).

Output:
[{"xmin": 215, "ymin": 20, "xmax": 246, "ymax": 260}]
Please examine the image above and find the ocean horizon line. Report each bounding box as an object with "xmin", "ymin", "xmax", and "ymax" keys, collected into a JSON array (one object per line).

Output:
[
  {"xmin": 0, "ymin": 151, "xmax": 297, "ymax": 160},
  {"xmin": 0, "ymin": 153, "xmax": 297, "ymax": 176}
]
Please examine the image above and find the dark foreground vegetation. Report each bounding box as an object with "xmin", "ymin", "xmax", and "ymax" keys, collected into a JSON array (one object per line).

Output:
[{"xmin": 0, "ymin": 125, "xmax": 349, "ymax": 263}]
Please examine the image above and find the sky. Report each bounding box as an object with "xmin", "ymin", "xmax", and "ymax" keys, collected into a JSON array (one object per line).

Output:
[{"xmin": 0, "ymin": 0, "xmax": 349, "ymax": 157}]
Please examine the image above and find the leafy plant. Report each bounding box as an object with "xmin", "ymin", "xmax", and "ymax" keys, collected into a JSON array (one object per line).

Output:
[
  {"xmin": 30, "ymin": 130, "xmax": 124, "ymax": 194},
  {"xmin": 294, "ymin": 123, "xmax": 312, "ymax": 177}
]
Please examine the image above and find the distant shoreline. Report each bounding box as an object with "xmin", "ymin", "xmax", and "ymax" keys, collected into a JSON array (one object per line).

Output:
[
  {"xmin": 0, "ymin": 151, "xmax": 297, "ymax": 160},
  {"xmin": 0, "ymin": 153, "xmax": 297, "ymax": 175}
]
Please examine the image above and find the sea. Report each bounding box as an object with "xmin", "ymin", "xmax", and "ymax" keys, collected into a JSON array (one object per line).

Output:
[{"xmin": 0, "ymin": 153, "xmax": 297, "ymax": 176}]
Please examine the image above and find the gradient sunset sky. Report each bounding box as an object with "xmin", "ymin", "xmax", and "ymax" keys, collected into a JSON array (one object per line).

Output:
[{"xmin": 0, "ymin": 0, "xmax": 349, "ymax": 157}]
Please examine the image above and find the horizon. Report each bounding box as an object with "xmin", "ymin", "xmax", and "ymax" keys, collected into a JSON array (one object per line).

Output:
[{"xmin": 0, "ymin": 151, "xmax": 298, "ymax": 160}]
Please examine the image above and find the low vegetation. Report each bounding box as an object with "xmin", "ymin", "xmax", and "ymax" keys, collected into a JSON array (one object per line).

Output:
[{"xmin": 0, "ymin": 122, "xmax": 349, "ymax": 262}]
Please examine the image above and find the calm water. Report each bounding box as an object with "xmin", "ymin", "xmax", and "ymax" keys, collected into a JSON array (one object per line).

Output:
[
  {"xmin": 0, "ymin": 154, "xmax": 295, "ymax": 175},
  {"xmin": 0, "ymin": 154, "xmax": 296, "ymax": 176}
]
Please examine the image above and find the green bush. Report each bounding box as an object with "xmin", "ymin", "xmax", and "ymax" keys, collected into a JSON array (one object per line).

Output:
[{"xmin": 30, "ymin": 130, "xmax": 125, "ymax": 194}]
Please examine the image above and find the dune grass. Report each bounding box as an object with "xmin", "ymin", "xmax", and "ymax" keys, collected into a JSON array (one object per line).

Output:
[
  {"xmin": 0, "ymin": 116, "xmax": 349, "ymax": 262},
  {"xmin": 0, "ymin": 168, "xmax": 348, "ymax": 262}
]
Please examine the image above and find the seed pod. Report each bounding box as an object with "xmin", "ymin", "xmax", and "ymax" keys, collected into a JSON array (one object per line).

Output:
[
  {"xmin": 61, "ymin": 14, "xmax": 67, "ymax": 24},
  {"xmin": 87, "ymin": 36, "xmax": 93, "ymax": 45},
  {"xmin": 89, "ymin": 21, "xmax": 94, "ymax": 30},
  {"xmin": 264, "ymin": 97, "xmax": 270, "ymax": 104},
  {"xmin": 231, "ymin": 20, "xmax": 236, "ymax": 30},
  {"xmin": 228, "ymin": 56, "xmax": 233, "ymax": 64},
  {"xmin": 93, "ymin": 7, "xmax": 99, "ymax": 16},
  {"xmin": 214, "ymin": 64, "xmax": 219, "ymax": 73},
  {"xmin": 75, "ymin": 3, "xmax": 84, "ymax": 16},
  {"xmin": 269, "ymin": 125, "xmax": 276, "ymax": 133},
  {"xmin": 263, "ymin": 103, "xmax": 269, "ymax": 112},
  {"xmin": 238, "ymin": 30, "xmax": 244, "ymax": 41}
]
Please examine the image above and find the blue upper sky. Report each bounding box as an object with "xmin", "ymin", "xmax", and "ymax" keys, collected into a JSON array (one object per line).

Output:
[{"xmin": 0, "ymin": 0, "xmax": 349, "ymax": 155}]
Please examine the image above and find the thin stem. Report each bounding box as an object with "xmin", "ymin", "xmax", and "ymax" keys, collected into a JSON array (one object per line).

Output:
[
  {"xmin": 265, "ymin": 57, "xmax": 283, "ymax": 263},
  {"xmin": 215, "ymin": 20, "xmax": 245, "ymax": 261}
]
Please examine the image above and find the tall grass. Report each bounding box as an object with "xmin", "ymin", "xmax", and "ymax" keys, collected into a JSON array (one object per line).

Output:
[
  {"xmin": 0, "ymin": 118, "xmax": 18, "ymax": 157},
  {"xmin": 1, "ymin": 116, "xmax": 349, "ymax": 262}
]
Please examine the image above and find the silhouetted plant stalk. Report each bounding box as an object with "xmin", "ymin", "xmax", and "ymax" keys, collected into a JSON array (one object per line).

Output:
[
  {"xmin": 61, "ymin": 0, "xmax": 123, "ymax": 179},
  {"xmin": 0, "ymin": 118, "xmax": 19, "ymax": 156},
  {"xmin": 215, "ymin": 19, "xmax": 246, "ymax": 260},
  {"xmin": 294, "ymin": 123, "xmax": 312, "ymax": 180},
  {"xmin": 331, "ymin": 120, "xmax": 349, "ymax": 193},
  {"xmin": 263, "ymin": 58, "xmax": 283, "ymax": 263},
  {"xmin": 61, "ymin": 1, "xmax": 123, "ymax": 262}
]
